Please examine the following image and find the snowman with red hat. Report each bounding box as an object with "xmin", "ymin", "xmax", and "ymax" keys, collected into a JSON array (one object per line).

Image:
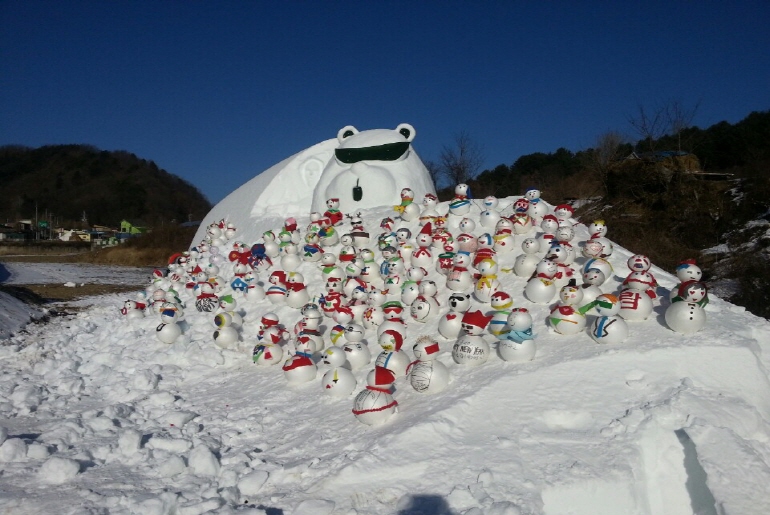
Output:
[
  {"xmin": 408, "ymin": 336, "xmax": 450, "ymax": 394},
  {"xmin": 452, "ymin": 310, "xmax": 493, "ymax": 366},
  {"xmin": 376, "ymin": 329, "xmax": 411, "ymax": 377},
  {"xmin": 352, "ymin": 366, "xmax": 398, "ymax": 425},
  {"xmin": 410, "ymin": 223, "xmax": 434, "ymax": 270},
  {"xmin": 324, "ymin": 197, "xmax": 344, "ymax": 226},
  {"xmin": 420, "ymin": 193, "xmax": 440, "ymax": 226}
]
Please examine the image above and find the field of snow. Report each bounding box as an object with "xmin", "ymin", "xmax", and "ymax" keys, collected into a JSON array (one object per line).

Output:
[{"xmin": 1, "ymin": 200, "xmax": 770, "ymax": 515}]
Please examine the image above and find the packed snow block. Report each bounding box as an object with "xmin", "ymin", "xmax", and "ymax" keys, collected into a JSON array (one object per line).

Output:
[
  {"xmin": 194, "ymin": 124, "xmax": 436, "ymax": 245},
  {"xmin": 38, "ymin": 456, "xmax": 81, "ymax": 484},
  {"xmin": 237, "ymin": 469, "xmax": 269, "ymax": 496},
  {"xmin": 0, "ymin": 438, "xmax": 27, "ymax": 462},
  {"xmin": 188, "ymin": 445, "xmax": 220, "ymax": 477}
]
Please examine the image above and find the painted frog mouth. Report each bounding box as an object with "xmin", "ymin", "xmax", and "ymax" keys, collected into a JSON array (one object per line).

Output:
[{"xmin": 335, "ymin": 142, "xmax": 409, "ymax": 164}]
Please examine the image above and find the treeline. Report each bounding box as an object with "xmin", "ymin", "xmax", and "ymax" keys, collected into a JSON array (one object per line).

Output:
[
  {"xmin": 0, "ymin": 144, "xmax": 212, "ymax": 227},
  {"xmin": 442, "ymin": 109, "xmax": 770, "ymax": 202}
]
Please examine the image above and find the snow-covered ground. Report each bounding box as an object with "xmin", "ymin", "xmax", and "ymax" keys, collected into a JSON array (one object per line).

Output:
[{"xmin": 1, "ymin": 202, "xmax": 769, "ymax": 515}]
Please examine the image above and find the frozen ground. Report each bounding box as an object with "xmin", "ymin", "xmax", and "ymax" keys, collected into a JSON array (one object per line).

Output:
[{"xmin": 1, "ymin": 201, "xmax": 769, "ymax": 515}]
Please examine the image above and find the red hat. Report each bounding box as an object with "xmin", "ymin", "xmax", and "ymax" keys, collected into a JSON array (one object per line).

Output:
[
  {"xmin": 462, "ymin": 310, "xmax": 493, "ymax": 329},
  {"xmin": 284, "ymin": 217, "xmax": 297, "ymax": 232},
  {"xmin": 555, "ymin": 204, "xmax": 574, "ymax": 214},
  {"xmin": 372, "ymin": 366, "xmax": 396, "ymax": 386},
  {"xmin": 420, "ymin": 222, "xmax": 433, "ymax": 235},
  {"xmin": 381, "ymin": 329, "xmax": 404, "ymax": 351}
]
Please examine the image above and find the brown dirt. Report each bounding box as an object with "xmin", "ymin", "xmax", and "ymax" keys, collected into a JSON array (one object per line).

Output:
[{"xmin": 13, "ymin": 283, "xmax": 142, "ymax": 303}]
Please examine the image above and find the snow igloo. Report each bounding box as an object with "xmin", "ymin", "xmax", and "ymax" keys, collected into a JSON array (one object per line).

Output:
[{"xmin": 193, "ymin": 123, "xmax": 436, "ymax": 244}]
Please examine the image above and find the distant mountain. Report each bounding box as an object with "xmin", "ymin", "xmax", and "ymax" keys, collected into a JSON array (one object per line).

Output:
[{"xmin": 0, "ymin": 144, "xmax": 212, "ymax": 227}]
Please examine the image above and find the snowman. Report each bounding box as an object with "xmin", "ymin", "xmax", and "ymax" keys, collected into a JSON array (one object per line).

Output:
[
  {"xmin": 479, "ymin": 196, "xmax": 502, "ymax": 229},
  {"xmin": 669, "ymin": 259, "xmax": 705, "ymax": 303},
  {"xmin": 323, "ymin": 197, "xmax": 345, "ymax": 226},
  {"xmin": 280, "ymin": 243, "xmax": 301, "ymax": 273},
  {"xmin": 341, "ymin": 322, "xmax": 371, "ymax": 370},
  {"xmin": 213, "ymin": 312, "xmax": 240, "ymax": 348},
  {"xmin": 665, "ymin": 281, "xmax": 708, "ymax": 334},
  {"xmin": 281, "ymin": 348, "xmax": 317, "ymax": 385},
  {"xmin": 410, "ymin": 223, "xmax": 434, "ymax": 270},
  {"xmin": 394, "ymin": 187, "xmax": 420, "ymax": 222},
  {"xmin": 262, "ymin": 231, "xmax": 281, "ymax": 258},
  {"xmin": 376, "ymin": 329, "xmax": 411, "ymax": 377},
  {"xmin": 420, "ymin": 193, "xmax": 440, "ymax": 226},
  {"xmin": 537, "ymin": 214, "xmax": 559, "ymax": 249},
  {"xmin": 352, "ymin": 366, "xmax": 398, "ymax": 426},
  {"xmin": 513, "ymin": 237, "xmax": 542, "ymax": 278},
  {"xmin": 409, "ymin": 295, "xmax": 440, "ymax": 323},
  {"xmin": 408, "ymin": 336, "xmax": 450, "ymax": 394},
  {"xmin": 548, "ymin": 281, "xmax": 589, "ymax": 336},
  {"xmin": 302, "ymin": 232, "xmax": 324, "ymax": 263},
  {"xmin": 579, "ymin": 268, "xmax": 607, "ymax": 313},
  {"xmin": 446, "ymin": 251, "xmax": 474, "ymax": 292},
  {"xmin": 511, "ymin": 212, "xmax": 533, "ymax": 235},
  {"xmin": 266, "ymin": 270, "xmax": 288, "ymax": 305},
  {"xmin": 617, "ymin": 289, "xmax": 654, "ymax": 322},
  {"xmin": 524, "ymin": 259, "xmax": 558, "ymax": 305},
  {"xmin": 498, "ymin": 308, "xmax": 536, "ymax": 362},
  {"xmin": 553, "ymin": 203, "xmax": 575, "ymax": 225},
  {"xmin": 438, "ymin": 292, "xmax": 472, "ymax": 340},
  {"xmin": 320, "ymin": 346, "xmax": 357, "ymax": 397},
  {"xmin": 545, "ymin": 241, "xmax": 577, "ymax": 289},
  {"xmin": 452, "ymin": 310, "xmax": 493, "ymax": 366},
  {"xmin": 458, "ymin": 217, "xmax": 476, "ymax": 234},
  {"xmin": 285, "ymin": 272, "xmax": 311, "ymax": 309},
  {"xmin": 120, "ymin": 300, "xmax": 145, "ymax": 320},
  {"xmin": 473, "ymin": 258, "xmax": 500, "ymax": 304},
  {"xmin": 589, "ymin": 293, "xmax": 629, "ymax": 344},
  {"xmin": 156, "ymin": 306, "xmax": 183, "ymax": 344},
  {"xmin": 448, "ymin": 183, "xmax": 472, "ymax": 217},
  {"xmin": 487, "ymin": 291, "xmax": 513, "ymax": 338},
  {"xmin": 194, "ymin": 281, "xmax": 219, "ymax": 313}
]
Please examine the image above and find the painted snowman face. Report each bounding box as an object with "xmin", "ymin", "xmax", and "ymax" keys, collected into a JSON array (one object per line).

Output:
[
  {"xmin": 448, "ymin": 293, "xmax": 472, "ymax": 312},
  {"xmin": 545, "ymin": 243, "xmax": 569, "ymax": 264},
  {"xmin": 522, "ymin": 238, "xmax": 540, "ymax": 254},
  {"xmin": 484, "ymin": 196, "xmax": 499, "ymax": 209},
  {"xmin": 423, "ymin": 194, "xmax": 438, "ymax": 208},
  {"xmin": 326, "ymin": 198, "xmax": 340, "ymax": 210},
  {"xmin": 455, "ymin": 183, "xmax": 469, "ymax": 197},
  {"xmin": 683, "ymin": 282, "xmax": 708, "ymax": 303},
  {"xmin": 413, "ymin": 336, "xmax": 440, "ymax": 360},
  {"xmin": 541, "ymin": 216, "xmax": 559, "ymax": 234},
  {"xmin": 555, "ymin": 226, "xmax": 575, "ymax": 242},
  {"xmin": 513, "ymin": 198, "xmax": 530, "ymax": 213},
  {"xmin": 367, "ymin": 289, "xmax": 387, "ymax": 306},
  {"xmin": 410, "ymin": 296, "xmax": 433, "ymax": 322},
  {"xmin": 456, "ymin": 233, "xmax": 478, "ymax": 253},
  {"xmin": 536, "ymin": 259, "xmax": 559, "ymax": 277},
  {"xmin": 160, "ymin": 307, "xmax": 180, "ymax": 324},
  {"xmin": 507, "ymin": 308, "xmax": 532, "ymax": 331},
  {"xmin": 396, "ymin": 228, "xmax": 412, "ymax": 243},
  {"xmin": 594, "ymin": 294, "xmax": 620, "ymax": 316},
  {"xmin": 676, "ymin": 262, "xmax": 703, "ymax": 282},
  {"xmin": 344, "ymin": 323, "xmax": 365, "ymax": 342},
  {"xmin": 459, "ymin": 218, "xmax": 476, "ymax": 233},
  {"xmin": 453, "ymin": 252, "xmax": 472, "ymax": 268},
  {"xmin": 490, "ymin": 292, "xmax": 512, "ymax": 309},
  {"xmin": 559, "ymin": 285, "xmax": 584, "ymax": 306},
  {"xmin": 582, "ymin": 268, "xmax": 607, "ymax": 286},
  {"xmin": 477, "ymin": 233, "xmax": 494, "ymax": 249},
  {"xmin": 554, "ymin": 205, "xmax": 573, "ymax": 219},
  {"xmin": 322, "ymin": 346, "xmax": 347, "ymax": 367},
  {"xmin": 495, "ymin": 218, "xmax": 513, "ymax": 233},
  {"xmin": 628, "ymin": 254, "xmax": 652, "ymax": 272},
  {"xmin": 387, "ymin": 259, "xmax": 405, "ymax": 276},
  {"xmin": 477, "ymin": 259, "xmax": 498, "ymax": 275},
  {"xmin": 416, "ymin": 232, "xmax": 433, "ymax": 247},
  {"xmin": 525, "ymin": 188, "xmax": 541, "ymax": 201},
  {"xmin": 406, "ymin": 266, "xmax": 426, "ymax": 282},
  {"xmin": 588, "ymin": 220, "xmax": 607, "ymax": 237},
  {"xmin": 582, "ymin": 240, "xmax": 604, "ymax": 258},
  {"xmin": 325, "ymin": 278, "xmax": 343, "ymax": 293},
  {"xmin": 461, "ymin": 322, "xmax": 484, "ymax": 336}
]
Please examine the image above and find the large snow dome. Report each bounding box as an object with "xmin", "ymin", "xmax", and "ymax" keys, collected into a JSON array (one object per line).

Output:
[{"xmin": 194, "ymin": 124, "xmax": 436, "ymax": 244}]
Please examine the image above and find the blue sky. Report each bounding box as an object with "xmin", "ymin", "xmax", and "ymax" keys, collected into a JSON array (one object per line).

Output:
[{"xmin": 1, "ymin": 1, "xmax": 768, "ymax": 205}]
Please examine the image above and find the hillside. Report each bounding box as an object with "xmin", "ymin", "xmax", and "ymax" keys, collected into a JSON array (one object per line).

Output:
[{"xmin": 0, "ymin": 145, "xmax": 212, "ymax": 227}]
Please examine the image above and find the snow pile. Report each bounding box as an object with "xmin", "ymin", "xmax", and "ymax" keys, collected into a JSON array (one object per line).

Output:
[{"xmin": 0, "ymin": 198, "xmax": 769, "ymax": 514}]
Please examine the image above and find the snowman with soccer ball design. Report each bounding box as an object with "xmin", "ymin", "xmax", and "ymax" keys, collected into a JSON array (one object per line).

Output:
[{"xmin": 408, "ymin": 336, "xmax": 450, "ymax": 394}]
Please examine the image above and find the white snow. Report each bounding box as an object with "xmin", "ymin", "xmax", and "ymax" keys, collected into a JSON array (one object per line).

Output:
[{"xmin": 1, "ymin": 198, "xmax": 769, "ymax": 515}]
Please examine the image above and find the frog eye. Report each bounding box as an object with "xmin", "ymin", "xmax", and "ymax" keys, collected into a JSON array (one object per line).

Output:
[
  {"xmin": 337, "ymin": 125, "xmax": 359, "ymax": 142},
  {"xmin": 396, "ymin": 123, "xmax": 416, "ymax": 142}
]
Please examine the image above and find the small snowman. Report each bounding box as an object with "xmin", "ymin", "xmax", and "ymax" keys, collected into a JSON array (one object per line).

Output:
[
  {"xmin": 513, "ymin": 237, "xmax": 542, "ymax": 278},
  {"xmin": 266, "ymin": 270, "xmax": 288, "ymax": 305},
  {"xmin": 498, "ymin": 308, "xmax": 536, "ymax": 362},
  {"xmin": 280, "ymin": 243, "xmax": 301, "ymax": 272},
  {"xmin": 352, "ymin": 366, "xmax": 398, "ymax": 426},
  {"xmin": 410, "ymin": 223, "xmax": 434, "ymax": 270},
  {"xmin": 446, "ymin": 251, "xmax": 474, "ymax": 292},
  {"xmin": 262, "ymin": 231, "xmax": 280, "ymax": 258},
  {"xmin": 579, "ymin": 268, "xmax": 607, "ymax": 313},
  {"xmin": 394, "ymin": 187, "xmax": 420, "ymax": 222},
  {"xmin": 448, "ymin": 183, "xmax": 472, "ymax": 217},
  {"xmin": 553, "ymin": 203, "xmax": 575, "ymax": 225},
  {"xmin": 419, "ymin": 193, "xmax": 440, "ymax": 226},
  {"xmin": 285, "ymin": 272, "xmax": 310, "ymax": 309},
  {"xmin": 473, "ymin": 258, "xmax": 500, "ymax": 304},
  {"xmin": 589, "ymin": 293, "xmax": 629, "ymax": 344},
  {"xmin": 324, "ymin": 197, "xmax": 345, "ymax": 226},
  {"xmin": 459, "ymin": 217, "xmax": 476, "ymax": 234},
  {"xmin": 438, "ymin": 292, "xmax": 472, "ymax": 340},
  {"xmin": 408, "ymin": 336, "xmax": 450, "ymax": 394},
  {"xmin": 341, "ymin": 322, "xmax": 371, "ymax": 370},
  {"xmin": 409, "ymin": 295, "xmax": 440, "ymax": 323},
  {"xmin": 452, "ymin": 310, "xmax": 493, "ymax": 366},
  {"xmin": 479, "ymin": 196, "xmax": 502, "ymax": 229},
  {"xmin": 548, "ymin": 281, "xmax": 589, "ymax": 336},
  {"xmin": 487, "ymin": 291, "xmax": 513, "ymax": 338},
  {"xmin": 121, "ymin": 299, "xmax": 145, "ymax": 320},
  {"xmin": 194, "ymin": 281, "xmax": 219, "ymax": 313},
  {"xmin": 538, "ymin": 214, "xmax": 560, "ymax": 249},
  {"xmin": 156, "ymin": 306, "xmax": 183, "ymax": 344},
  {"xmin": 524, "ymin": 259, "xmax": 558, "ymax": 305},
  {"xmin": 665, "ymin": 281, "xmax": 708, "ymax": 334},
  {"xmin": 213, "ymin": 312, "xmax": 240, "ymax": 349},
  {"xmin": 669, "ymin": 259, "xmax": 705, "ymax": 302},
  {"xmin": 511, "ymin": 212, "xmax": 534, "ymax": 235},
  {"xmin": 320, "ymin": 346, "xmax": 357, "ymax": 397},
  {"xmin": 376, "ymin": 329, "xmax": 411, "ymax": 377}
]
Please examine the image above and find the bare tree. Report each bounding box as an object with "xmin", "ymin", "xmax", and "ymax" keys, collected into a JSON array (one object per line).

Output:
[
  {"xmin": 422, "ymin": 159, "xmax": 442, "ymax": 190},
  {"xmin": 665, "ymin": 99, "xmax": 700, "ymax": 152},
  {"xmin": 627, "ymin": 104, "xmax": 667, "ymax": 153},
  {"xmin": 439, "ymin": 131, "xmax": 484, "ymax": 186},
  {"xmin": 585, "ymin": 131, "xmax": 628, "ymax": 195}
]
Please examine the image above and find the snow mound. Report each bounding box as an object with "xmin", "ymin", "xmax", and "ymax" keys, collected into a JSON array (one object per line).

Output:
[{"xmin": 0, "ymin": 198, "xmax": 768, "ymax": 514}]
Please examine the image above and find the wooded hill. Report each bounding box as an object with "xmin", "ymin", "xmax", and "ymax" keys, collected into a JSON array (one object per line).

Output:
[{"xmin": 0, "ymin": 145, "xmax": 212, "ymax": 227}]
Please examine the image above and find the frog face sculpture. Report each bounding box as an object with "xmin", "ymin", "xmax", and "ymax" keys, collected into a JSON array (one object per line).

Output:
[{"xmin": 311, "ymin": 124, "xmax": 436, "ymax": 213}]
